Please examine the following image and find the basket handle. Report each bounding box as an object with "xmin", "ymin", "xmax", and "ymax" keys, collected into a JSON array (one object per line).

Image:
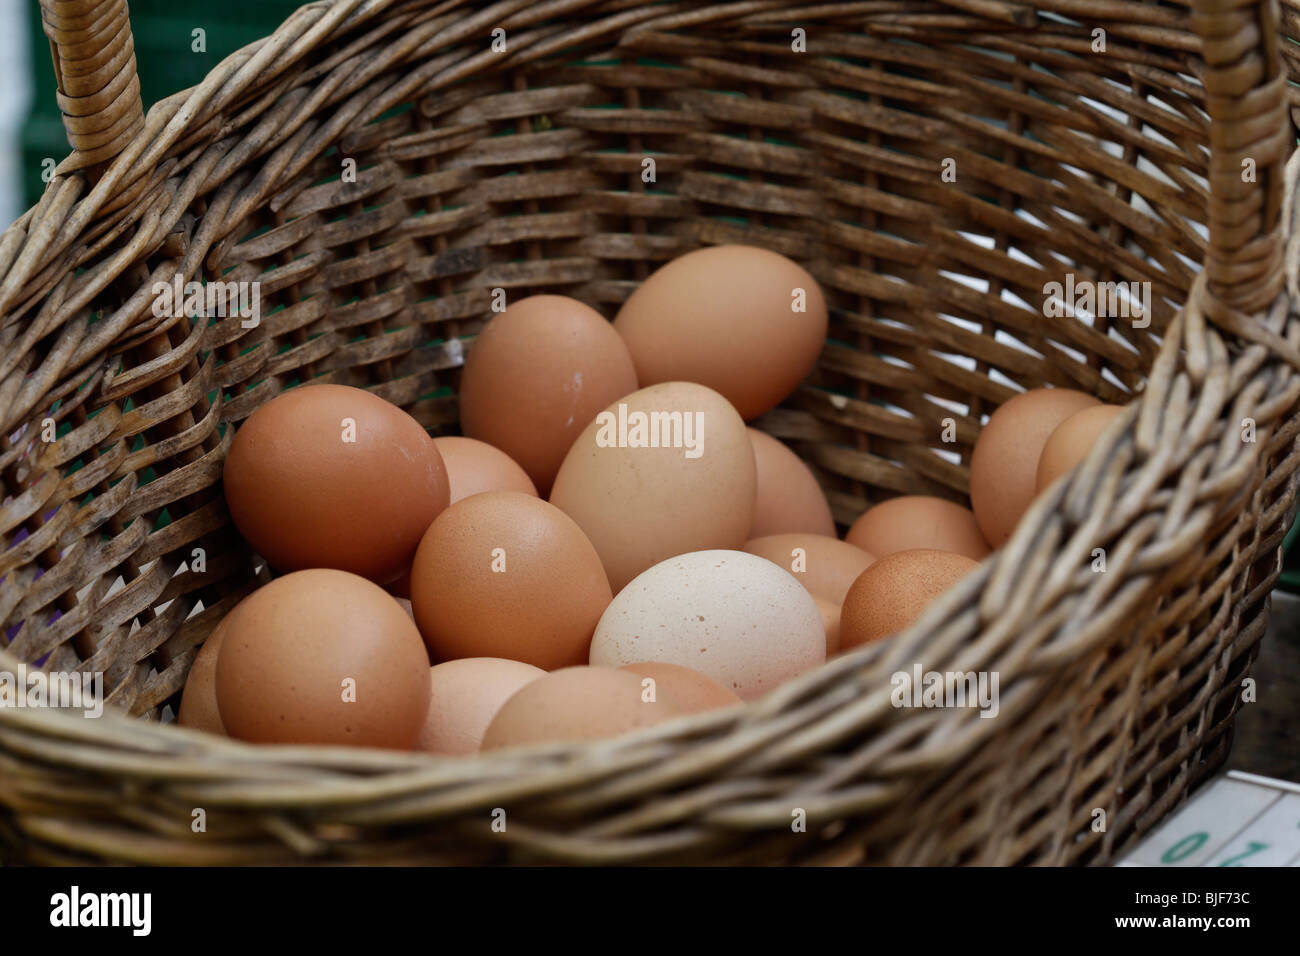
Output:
[
  {"xmin": 1192, "ymin": 0, "xmax": 1290, "ymax": 324},
  {"xmin": 39, "ymin": 0, "xmax": 145, "ymax": 180}
]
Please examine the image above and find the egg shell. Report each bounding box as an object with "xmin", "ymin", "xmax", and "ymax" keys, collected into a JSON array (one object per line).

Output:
[
  {"xmin": 619, "ymin": 661, "xmax": 743, "ymax": 713},
  {"xmin": 549, "ymin": 382, "xmax": 757, "ymax": 593},
  {"xmin": 480, "ymin": 666, "xmax": 682, "ymax": 750},
  {"xmin": 418, "ymin": 658, "xmax": 545, "ymax": 755},
  {"xmin": 410, "ymin": 492, "xmax": 611, "ymax": 669},
  {"xmin": 1035, "ymin": 404, "xmax": 1126, "ymax": 493},
  {"xmin": 747, "ymin": 429, "xmax": 835, "ymax": 538},
  {"xmin": 813, "ymin": 595, "xmax": 841, "ymax": 656},
  {"xmin": 613, "ymin": 245, "xmax": 828, "ymax": 420},
  {"xmin": 214, "ymin": 569, "xmax": 432, "ymax": 749},
  {"xmin": 742, "ymin": 533, "xmax": 874, "ymax": 605},
  {"xmin": 846, "ymin": 496, "xmax": 990, "ymax": 562},
  {"xmin": 177, "ymin": 619, "xmax": 229, "ymax": 735},
  {"xmin": 840, "ymin": 549, "xmax": 979, "ymax": 649},
  {"xmin": 458, "ymin": 295, "xmax": 638, "ymax": 494},
  {"xmin": 969, "ymin": 388, "xmax": 1100, "ymax": 547},
  {"xmin": 222, "ymin": 384, "xmax": 450, "ymax": 583},
  {"xmin": 433, "ymin": 435, "xmax": 538, "ymax": 504},
  {"xmin": 589, "ymin": 550, "xmax": 825, "ymax": 701}
]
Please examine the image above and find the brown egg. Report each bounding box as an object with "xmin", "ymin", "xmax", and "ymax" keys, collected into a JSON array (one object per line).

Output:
[
  {"xmin": 550, "ymin": 382, "xmax": 757, "ymax": 593},
  {"xmin": 748, "ymin": 429, "xmax": 835, "ymax": 538},
  {"xmin": 742, "ymin": 533, "xmax": 874, "ymax": 605},
  {"xmin": 619, "ymin": 662, "xmax": 743, "ymax": 713},
  {"xmin": 223, "ymin": 384, "xmax": 450, "ymax": 583},
  {"xmin": 969, "ymin": 388, "xmax": 1100, "ymax": 547},
  {"xmin": 418, "ymin": 658, "xmax": 545, "ymax": 755},
  {"xmin": 480, "ymin": 666, "xmax": 681, "ymax": 750},
  {"xmin": 177, "ymin": 619, "xmax": 230, "ymax": 735},
  {"xmin": 614, "ymin": 246, "xmax": 828, "ymax": 420},
  {"xmin": 410, "ymin": 492, "xmax": 611, "ymax": 669},
  {"xmin": 840, "ymin": 549, "xmax": 979, "ymax": 650},
  {"xmin": 214, "ymin": 569, "xmax": 432, "ymax": 749},
  {"xmin": 846, "ymin": 496, "xmax": 990, "ymax": 562},
  {"xmin": 814, "ymin": 595, "xmax": 841, "ymax": 656},
  {"xmin": 458, "ymin": 295, "xmax": 638, "ymax": 494},
  {"xmin": 433, "ymin": 435, "xmax": 538, "ymax": 504},
  {"xmin": 1036, "ymin": 404, "xmax": 1126, "ymax": 493}
]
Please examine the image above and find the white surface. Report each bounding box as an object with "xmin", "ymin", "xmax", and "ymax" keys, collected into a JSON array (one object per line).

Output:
[{"xmin": 1121, "ymin": 773, "xmax": 1300, "ymax": 867}]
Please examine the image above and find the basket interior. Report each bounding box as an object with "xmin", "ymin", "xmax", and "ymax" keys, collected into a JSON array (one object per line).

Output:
[{"xmin": 0, "ymin": 4, "xmax": 1227, "ymax": 726}]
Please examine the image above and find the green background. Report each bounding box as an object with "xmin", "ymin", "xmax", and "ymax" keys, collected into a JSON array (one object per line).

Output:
[{"xmin": 21, "ymin": 0, "xmax": 303, "ymax": 207}]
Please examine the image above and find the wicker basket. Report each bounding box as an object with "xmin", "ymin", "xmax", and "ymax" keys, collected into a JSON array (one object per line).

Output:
[{"xmin": 2, "ymin": 0, "xmax": 1300, "ymax": 866}]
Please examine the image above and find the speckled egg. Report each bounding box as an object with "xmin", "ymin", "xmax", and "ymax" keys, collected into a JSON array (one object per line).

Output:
[
  {"xmin": 589, "ymin": 550, "xmax": 824, "ymax": 701},
  {"xmin": 839, "ymin": 549, "xmax": 979, "ymax": 649}
]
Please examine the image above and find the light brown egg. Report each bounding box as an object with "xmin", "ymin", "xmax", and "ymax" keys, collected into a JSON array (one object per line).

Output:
[
  {"xmin": 432, "ymin": 435, "xmax": 538, "ymax": 504},
  {"xmin": 748, "ymin": 428, "xmax": 835, "ymax": 538},
  {"xmin": 222, "ymin": 384, "xmax": 450, "ymax": 583},
  {"xmin": 458, "ymin": 295, "xmax": 638, "ymax": 494},
  {"xmin": 619, "ymin": 662, "xmax": 743, "ymax": 713},
  {"xmin": 839, "ymin": 549, "xmax": 979, "ymax": 649},
  {"xmin": 418, "ymin": 658, "xmax": 545, "ymax": 755},
  {"xmin": 409, "ymin": 492, "xmax": 611, "ymax": 669},
  {"xmin": 969, "ymin": 388, "xmax": 1100, "ymax": 547},
  {"xmin": 813, "ymin": 595, "xmax": 841, "ymax": 656},
  {"xmin": 214, "ymin": 569, "xmax": 432, "ymax": 749},
  {"xmin": 393, "ymin": 597, "xmax": 415, "ymax": 622},
  {"xmin": 846, "ymin": 496, "xmax": 990, "ymax": 562},
  {"xmin": 480, "ymin": 666, "xmax": 681, "ymax": 750},
  {"xmin": 1036, "ymin": 404, "xmax": 1126, "ymax": 493},
  {"xmin": 550, "ymin": 382, "xmax": 757, "ymax": 593},
  {"xmin": 742, "ymin": 533, "xmax": 874, "ymax": 605},
  {"xmin": 177, "ymin": 618, "xmax": 230, "ymax": 735},
  {"xmin": 613, "ymin": 245, "xmax": 828, "ymax": 420}
]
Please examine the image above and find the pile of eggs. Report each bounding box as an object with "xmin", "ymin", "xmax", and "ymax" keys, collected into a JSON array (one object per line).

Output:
[{"xmin": 177, "ymin": 244, "xmax": 1123, "ymax": 753}]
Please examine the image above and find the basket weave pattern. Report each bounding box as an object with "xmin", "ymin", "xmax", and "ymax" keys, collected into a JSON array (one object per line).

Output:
[{"xmin": 2, "ymin": 0, "xmax": 1300, "ymax": 864}]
